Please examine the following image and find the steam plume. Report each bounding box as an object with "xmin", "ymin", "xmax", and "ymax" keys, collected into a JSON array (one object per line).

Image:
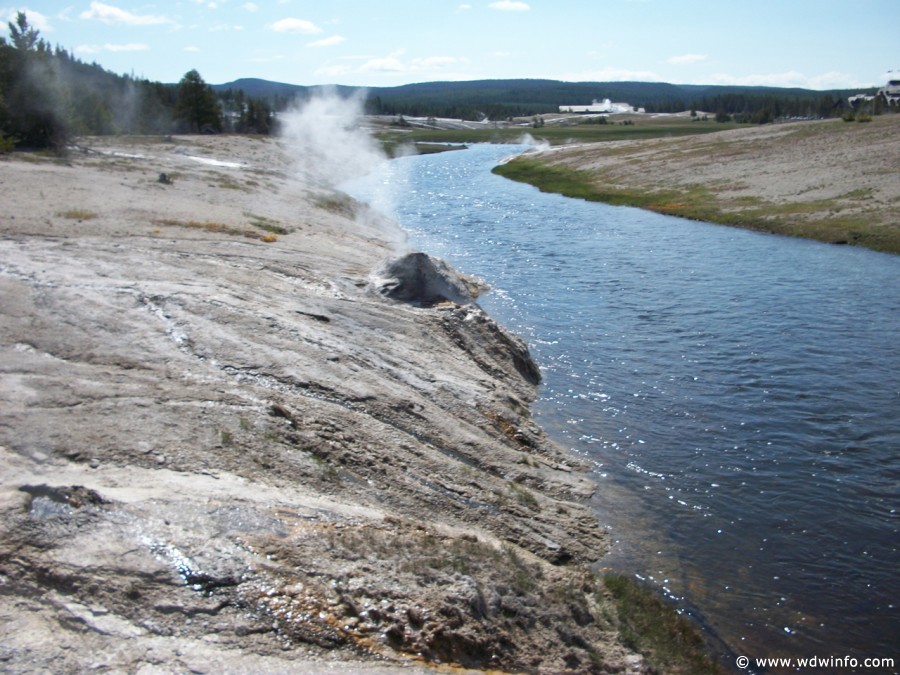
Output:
[{"xmin": 278, "ymin": 88, "xmax": 386, "ymax": 187}]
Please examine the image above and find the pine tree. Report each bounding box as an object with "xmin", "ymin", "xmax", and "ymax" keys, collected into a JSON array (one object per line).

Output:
[
  {"xmin": 1, "ymin": 12, "xmax": 69, "ymax": 150},
  {"xmin": 174, "ymin": 69, "xmax": 222, "ymax": 133},
  {"xmin": 7, "ymin": 11, "xmax": 39, "ymax": 51}
]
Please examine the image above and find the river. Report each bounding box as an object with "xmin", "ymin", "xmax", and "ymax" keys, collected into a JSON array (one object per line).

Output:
[{"xmin": 344, "ymin": 143, "xmax": 900, "ymax": 669}]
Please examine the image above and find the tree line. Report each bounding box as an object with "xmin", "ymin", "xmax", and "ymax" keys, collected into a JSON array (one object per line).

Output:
[
  {"xmin": 0, "ymin": 12, "xmax": 274, "ymax": 151},
  {"xmin": 368, "ymin": 88, "xmax": 895, "ymax": 124},
  {"xmin": 364, "ymin": 79, "xmax": 897, "ymax": 123},
  {"xmin": 3, "ymin": 11, "xmax": 895, "ymax": 149}
]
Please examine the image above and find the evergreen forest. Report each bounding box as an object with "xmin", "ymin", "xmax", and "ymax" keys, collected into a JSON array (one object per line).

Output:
[
  {"xmin": 1, "ymin": 11, "xmax": 894, "ymax": 152},
  {"xmin": 0, "ymin": 12, "xmax": 274, "ymax": 151}
]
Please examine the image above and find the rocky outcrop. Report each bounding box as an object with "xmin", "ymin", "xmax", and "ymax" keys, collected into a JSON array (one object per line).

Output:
[
  {"xmin": 372, "ymin": 251, "xmax": 489, "ymax": 306},
  {"xmin": 0, "ymin": 136, "xmax": 644, "ymax": 673}
]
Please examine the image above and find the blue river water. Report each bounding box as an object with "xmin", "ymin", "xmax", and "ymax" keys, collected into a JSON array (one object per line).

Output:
[{"xmin": 344, "ymin": 143, "xmax": 900, "ymax": 668}]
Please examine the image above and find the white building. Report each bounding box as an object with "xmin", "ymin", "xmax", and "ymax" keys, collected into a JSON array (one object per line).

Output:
[
  {"xmin": 559, "ymin": 98, "xmax": 635, "ymax": 114},
  {"xmin": 878, "ymin": 79, "xmax": 900, "ymax": 105}
]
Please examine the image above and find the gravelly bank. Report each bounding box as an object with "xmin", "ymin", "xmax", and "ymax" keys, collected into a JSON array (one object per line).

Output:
[
  {"xmin": 0, "ymin": 135, "xmax": 647, "ymax": 673},
  {"xmin": 497, "ymin": 115, "xmax": 900, "ymax": 253}
]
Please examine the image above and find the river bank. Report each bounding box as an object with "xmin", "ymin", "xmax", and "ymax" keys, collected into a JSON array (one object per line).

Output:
[
  {"xmin": 494, "ymin": 115, "xmax": 900, "ymax": 254},
  {"xmin": 0, "ymin": 134, "xmax": 728, "ymax": 672}
]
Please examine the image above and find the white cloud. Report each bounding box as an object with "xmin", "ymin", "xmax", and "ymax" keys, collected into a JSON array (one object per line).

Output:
[
  {"xmin": 321, "ymin": 52, "xmax": 470, "ymax": 81},
  {"xmin": 709, "ymin": 70, "xmax": 874, "ymax": 90},
  {"xmin": 668, "ymin": 53, "xmax": 707, "ymax": 65},
  {"xmin": 708, "ymin": 70, "xmax": 803, "ymax": 87},
  {"xmin": 242, "ymin": 2, "xmax": 259, "ymax": 11},
  {"xmin": 184, "ymin": 46, "xmax": 201, "ymax": 52},
  {"xmin": 2, "ymin": 8, "xmax": 52, "ymax": 31},
  {"xmin": 315, "ymin": 64, "xmax": 354, "ymax": 78},
  {"xmin": 489, "ymin": 1, "xmax": 530, "ymax": 10},
  {"xmin": 308, "ymin": 35, "xmax": 346, "ymax": 48},
  {"xmin": 75, "ymin": 42, "xmax": 149, "ymax": 53},
  {"xmin": 808, "ymin": 70, "xmax": 876, "ymax": 89},
  {"xmin": 457, "ymin": 3, "xmax": 473, "ymax": 10},
  {"xmin": 360, "ymin": 55, "xmax": 406, "ymax": 73},
  {"xmin": 411, "ymin": 56, "xmax": 468, "ymax": 71},
  {"xmin": 79, "ymin": 2, "xmax": 173, "ymax": 26},
  {"xmin": 270, "ymin": 17, "xmax": 323, "ymax": 34},
  {"xmin": 559, "ymin": 66, "xmax": 662, "ymax": 82}
]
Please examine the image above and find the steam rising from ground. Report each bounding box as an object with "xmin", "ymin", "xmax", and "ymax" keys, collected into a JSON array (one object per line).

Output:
[
  {"xmin": 279, "ymin": 89, "xmax": 411, "ymax": 251},
  {"xmin": 515, "ymin": 132, "xmax": 551, "ymax": 152},
  {"xmin": 279, "ymin": 89, "xmax": 387, "ymax": 188}
]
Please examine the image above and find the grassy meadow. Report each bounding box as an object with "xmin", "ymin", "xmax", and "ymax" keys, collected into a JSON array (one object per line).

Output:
[
  {"xmin": 489, "ymin": 116, "xmax": 900, "ymax": 254},
  {"xmin": 378, "ymin": 115, "xmax": 744, "ymax": 147}
]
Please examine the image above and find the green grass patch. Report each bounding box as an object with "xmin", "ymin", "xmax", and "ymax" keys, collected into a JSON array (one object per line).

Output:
[
  {"xmin": 153, "ymin": 218, "xmax": 278, "ymax": 242},
  {"xmin": 381, "ymin": 140, "xmax": 468, "ymax": 158},
  {"xmin": 378, "ymin": 118, "xmax": 745, "ymax": 148},
  {"xmin": 244, "ymin": 212, "xmax": 290, "ymax": 235},
  {"xmin": 604, "ymin": 574, "xmax": 725, "ymax": 675},
  {"xmin": 494, "ymin": 159, "xmax": 712, "ymax": 215},
  {"xmin": 493, "ymin": 158, "xmax": 900, "ymax": 254},
  {"xmin": 216, "ymin": 178, "xmax": 246, "ymax": 190},
  {"xmin": 506, "ymin": 481, "xmax": 540, "ymax": 511},
  {"xmin": 413, "ymin": 142, "xmax": 469, "ymax": 155},
  {"xmin": 314, "ymin": 193, "xmax": 360, "ymax": 218}
]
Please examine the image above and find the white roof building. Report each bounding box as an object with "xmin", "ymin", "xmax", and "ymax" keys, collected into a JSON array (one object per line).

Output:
[
  {"xmin": 878, "ymin": 79, "xmax": 900, "ymax": 104},
  {"xmin": 559, "ymin": 98, "xmax": 635, "ymax": 114}
]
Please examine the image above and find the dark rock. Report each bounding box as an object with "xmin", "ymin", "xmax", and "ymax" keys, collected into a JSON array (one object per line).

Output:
[{"xmin": 372, "ymin": 252, "xmax": 488, "ymax": 306}]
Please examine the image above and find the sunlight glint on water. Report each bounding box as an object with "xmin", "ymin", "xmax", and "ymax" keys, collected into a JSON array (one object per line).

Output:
[{"xmin": 344, "ymin": 143, "xmax": 900, "ymax": 663}]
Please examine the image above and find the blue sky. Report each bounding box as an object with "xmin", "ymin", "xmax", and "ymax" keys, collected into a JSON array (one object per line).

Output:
[{"xmin": 3, "ymin": 1, "xmax": 898, "ymax": 89}]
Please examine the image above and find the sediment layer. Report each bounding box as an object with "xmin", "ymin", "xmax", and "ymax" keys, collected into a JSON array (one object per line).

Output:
[
  {"xmin": 497, "ymin": 115, "xmax": 900, "ymax": 253},
  {"xmin": 0, "ymin": 136, "xmax": 643, "ymax": 673}
]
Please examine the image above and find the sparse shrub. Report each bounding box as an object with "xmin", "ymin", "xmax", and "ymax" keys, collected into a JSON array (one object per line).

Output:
[
  {"xmin": 503, "ymin": 544, "xmax": 540, "ymax": 594},
  {"xmin": 59, "ymin": 209, "xmax": 97, "ymax": 220},
  {"xmin": 245, "ymin": 213, "xmax": 288, "ymax": 235},
  {"xmin": 603, "ymin": 575, "xmax": 724, "ymax": 674},
  {"xmin": 507, "ymin": 481, "xmax": 540, "ymax": 511},
  {"xmin": 314, "ymin": 194, "xmax": 358, "ymax": 217}
]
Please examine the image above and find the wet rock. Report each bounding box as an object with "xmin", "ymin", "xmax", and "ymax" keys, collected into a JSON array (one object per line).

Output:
[
  {"xmin": 0, "ymin": 135, "xmax": 640, "ymax": 674},
  {"xmin": 20, "ymin": 485, "xmax": 108, "ymax": 519},
  {"xmin": 372, "ymin": 252, "xmax": 488, "ymax": 306}
]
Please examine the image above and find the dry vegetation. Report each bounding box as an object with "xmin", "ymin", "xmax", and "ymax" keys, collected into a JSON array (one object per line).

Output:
[
  {"xmin": 496, "ymin": 115, "xmax": 900, "ymax": 253},
  {"xmin": 3, "ymin": 134, "xmax": 724, "ymax": 673}
]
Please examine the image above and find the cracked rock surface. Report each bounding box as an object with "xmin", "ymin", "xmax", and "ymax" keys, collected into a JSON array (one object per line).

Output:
[{"xmin": 0, "ymin": 136, "xmax": 643, "ymax": 673}]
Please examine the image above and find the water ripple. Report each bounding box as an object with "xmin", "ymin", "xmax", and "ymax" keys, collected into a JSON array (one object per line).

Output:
[{"xmin": 344, "ymin": 143, "xmax": 900, "ymax": 662}]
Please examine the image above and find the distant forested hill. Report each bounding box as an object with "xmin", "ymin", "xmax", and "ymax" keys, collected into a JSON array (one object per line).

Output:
[
  {"xmin": 0, "ymin": 5, "xmax": 885, "ymax": 154},
  {"xmin": 215, "ymin": 77, "xmax": 874, "ymax": 121}
]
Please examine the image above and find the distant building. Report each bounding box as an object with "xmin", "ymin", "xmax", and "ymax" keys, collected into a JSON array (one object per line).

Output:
[
  {"xmin": 559, "ymin": 98, "xmax": 635, "ymax": 114},
  {"xmin": 878, "ymin": 79, "xmax": 900, "ymax": 105},
  {"xmin": 850, "ymin": 78, "xmax": 900, "ymax": 108},
  {"xmin": 848, "ymin": 93, "xmax": 875, "ymax": 107}
]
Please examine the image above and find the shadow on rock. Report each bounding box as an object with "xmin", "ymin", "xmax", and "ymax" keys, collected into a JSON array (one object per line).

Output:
[{"xmin": 371, "ymin": 252, "xmax": 489, "ymax": 307}]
